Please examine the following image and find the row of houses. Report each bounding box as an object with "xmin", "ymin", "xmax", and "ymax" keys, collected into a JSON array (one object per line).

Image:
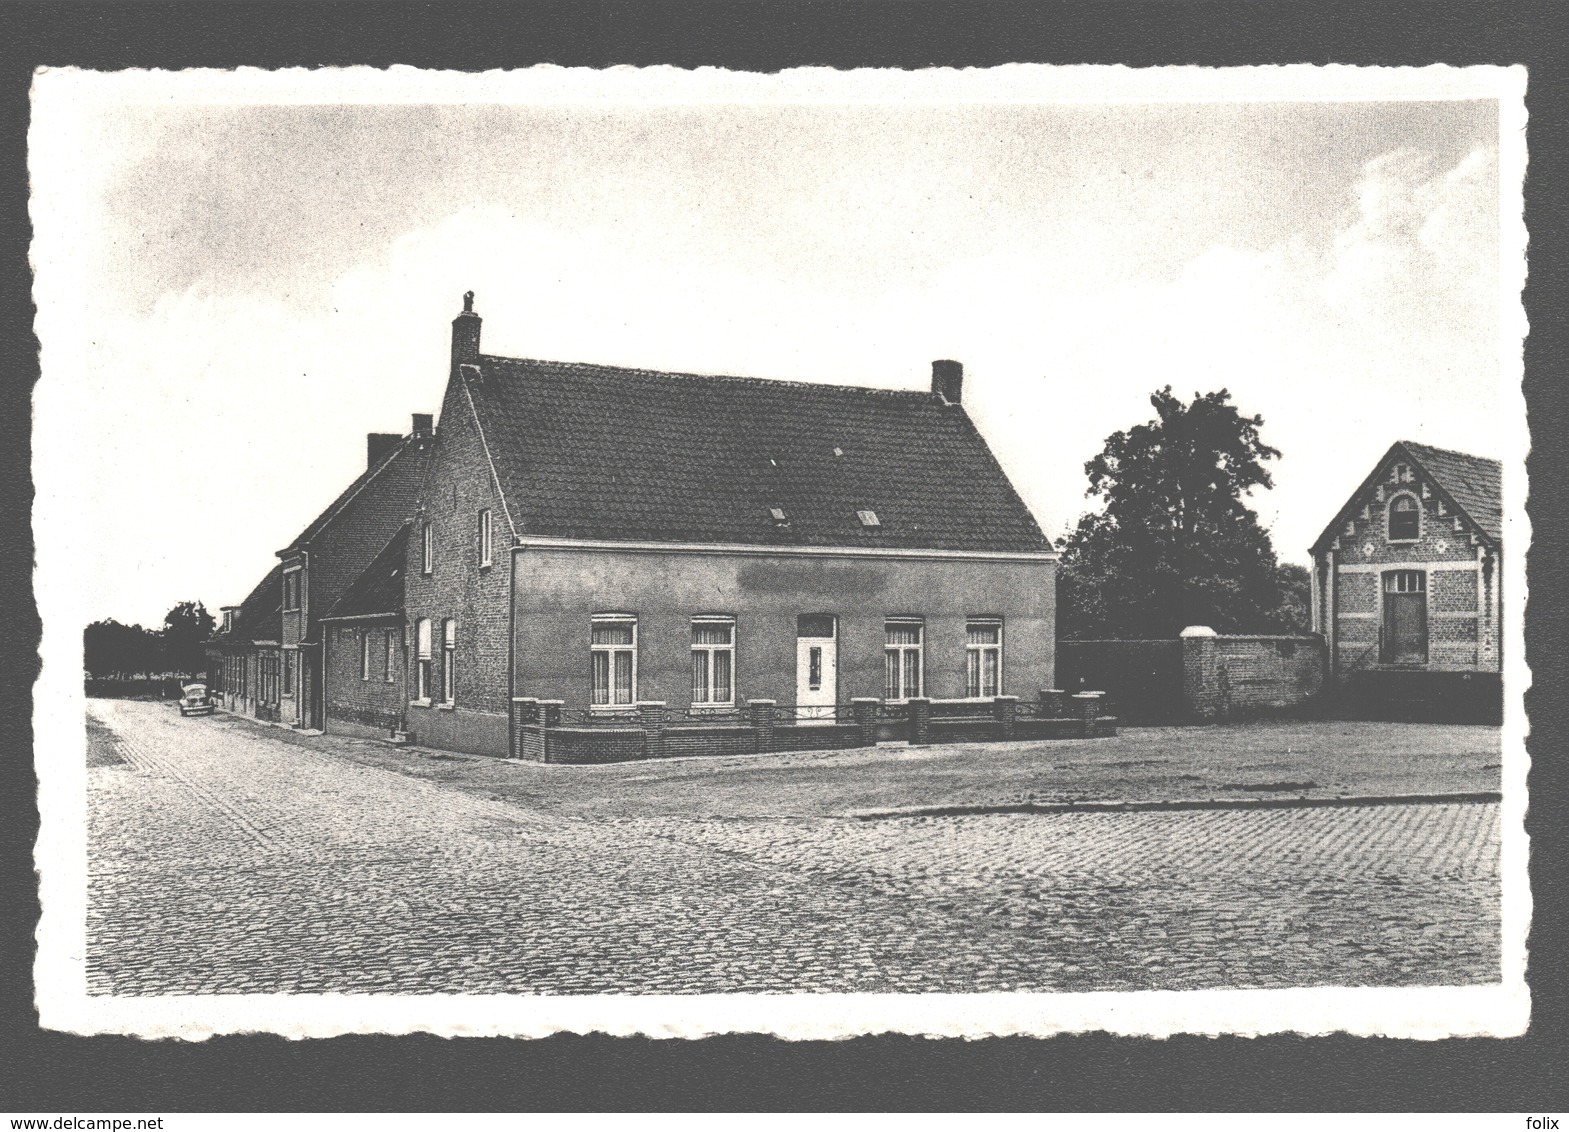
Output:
[
  {"xmin": 211, "ymin": 292, "xmax": 1505, "ymax": 755},
  {"xmin": 211, "ymin": 293, "xmax": 1059, "ymax": 757}
]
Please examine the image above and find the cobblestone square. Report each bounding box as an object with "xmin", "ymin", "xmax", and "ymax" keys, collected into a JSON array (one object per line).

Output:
[{"xmin": 86, "ymin": 700, "xmax": 1501, "ymax": 996}]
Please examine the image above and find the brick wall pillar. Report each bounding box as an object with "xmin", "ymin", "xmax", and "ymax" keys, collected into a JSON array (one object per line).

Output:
[
  {"xmin": 851, "ymin": 697, "xmax": 881, "ymax": 747},
  {"xmin": 510, "ymin": 697, "xmax": 539, "ymax": 759},
  {"xmin": 993, "ymin": 695, "xmax": 1018, "ymax": 740},
  {"xmin": 539, "ymin": 699, "xmax": 564, "ymax": 728},
  {"xmin": 908, "ymin": 697, "xmax": 932, "ymax": 745},
  {"xmin": 638, "ymin": 701, "xmax": 668, "ymax": 760},
  {"xmin": 1181, "ymin": 625, "xmax": 1223, "ymax": 720},
  {"xmin": 747, "ymin": 698, "xmax": 776, "ymax": 754},
  {"xmin": 1073, "ymin": 691, "xmax": 1105, "ymax": 737},
  {"xmin": 1038, "ymin": 688, "xmax": 1068, "ymax": 718}
]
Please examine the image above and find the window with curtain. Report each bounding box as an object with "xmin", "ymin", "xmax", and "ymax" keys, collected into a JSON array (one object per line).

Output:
[
  {"xmin": 383, "ymin": 630, "xmax": 395, "ymax": 683},
  {"xmin": 690, "ymin": 618, "xmax": 735, "ymax": 706},
  {"xmin": 442, "ymin": 619, "xmax": 456, "ymax": 704},
  {"xmin": 360, "ymin": 631, "xmax": 371, "ymax": 680},
  {"xmin": 884, "ymin": 620, "xmax": 923, "ymax": 700},
  {"xmin": 966, "ymin": 620, "xmax": 1003, "ymax": 698},
  {"xmin": 591, "ymin": 616, "xmax": 637, "ymax": 706},
  {"xmin": 415, "ymin": 618, "xmax": 432, "ymax": 701}
]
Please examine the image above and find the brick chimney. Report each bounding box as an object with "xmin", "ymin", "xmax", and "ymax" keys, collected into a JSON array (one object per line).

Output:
[
  {"xmin": 451, "ymin": 290, "xmax": 481, "ymax": 371},
  {"xmin": 411, "ymin": 413, "xmax": 434, "ymax": 438},
  {"xmin": 366, "ymin": 432, "xmax": 401, "ymax": 469},
  {"xmin": 931, "ymin": 359, "xmax": 963, "ymax": 404}
]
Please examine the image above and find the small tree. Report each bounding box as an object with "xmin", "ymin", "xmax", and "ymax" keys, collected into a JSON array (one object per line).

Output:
[
  {"xmin": 1058, "ymin": 387, "xmax": 1305, "ymax": 639},
  {"xmin": 160, "ymin": 601, "xmax": 215, "ymax": 677}
]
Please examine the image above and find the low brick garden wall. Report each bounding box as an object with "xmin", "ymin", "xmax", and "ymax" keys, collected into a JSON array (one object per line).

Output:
[{"xmin": 508, "ymin": 692, "xmax": 1116, "ymax": 764}]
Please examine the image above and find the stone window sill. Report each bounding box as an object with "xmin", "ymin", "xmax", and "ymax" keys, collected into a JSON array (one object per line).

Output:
[{"xmin": 409, "ymin": 698, "xmax": 432, "ymax": 709}]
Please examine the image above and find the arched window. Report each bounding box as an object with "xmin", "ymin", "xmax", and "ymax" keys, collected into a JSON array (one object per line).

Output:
[{"xmin": 1388, "ymin": 493, "xmax": 1420, "ymax": 541}]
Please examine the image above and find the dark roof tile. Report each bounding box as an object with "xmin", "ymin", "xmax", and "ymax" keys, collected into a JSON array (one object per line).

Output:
[
  {"xmin": 322, "ymin": 524, "xmax": 409, "ymax": 621},
  {"xmin": 465, "ymin": 356, "xmax": 1048, "ymax": 553},
  {"xmin": 1401, "ymin": 441, "xmax": 1502, "ymax": 542}
]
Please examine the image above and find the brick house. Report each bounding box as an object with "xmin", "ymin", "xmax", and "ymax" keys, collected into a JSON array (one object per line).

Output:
[
  {"xmin": 212, "ymin": 422, "xmax": 432, "ymax": 729},
  {"xmin": 1310, "ymin": 441, "xmax": 1502, "ymax": 715},
  {"xmin": 390, "ymin": 293, "xmax": 1058, "ymax": 757},
  {"xmin": 272, "ymin": 421, "xmax": 433, "ymax": 730},
  {"xmin": 211, "ymin": 565, "xmax": 282, "ymax": 720},
  {"xmin": 317, "ymin": 523, "xmax": 411, "ymax": 740}
]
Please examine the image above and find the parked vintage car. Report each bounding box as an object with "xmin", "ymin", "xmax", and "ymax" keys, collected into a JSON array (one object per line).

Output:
[{"xmin": 176, "ymin": 683, "xmax": 215, "ymax": 717}]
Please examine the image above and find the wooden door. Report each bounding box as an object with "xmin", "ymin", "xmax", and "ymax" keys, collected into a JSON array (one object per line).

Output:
[{"xmin": 1382, "ymin": 571, "xmax": 1428, "ymax": 664}]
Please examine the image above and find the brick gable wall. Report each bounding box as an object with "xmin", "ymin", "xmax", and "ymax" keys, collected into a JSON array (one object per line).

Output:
[
  {"xmin": 1315, "ymin": 454, "xmax": 1501, "ymax": 677},
  {"xmin": 401, "ymin": 370, "xmax": 513, "ymax": 756}
]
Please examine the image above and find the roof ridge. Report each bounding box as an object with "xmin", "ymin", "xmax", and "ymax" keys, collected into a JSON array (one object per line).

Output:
[
  {"xmin": 281, "ymin": 430, "xmax": 423, "ymax": 553},
  {"xmin": 477, "ymin": 353, "xmax": 932, "ymax": 399},
  {"xmin": 1399, "ymin": 440, "xmax": 1503, "ymax": 467}
]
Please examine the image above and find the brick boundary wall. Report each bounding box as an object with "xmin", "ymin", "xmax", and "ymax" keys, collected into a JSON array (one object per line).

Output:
[
  {"xmin": 1181, "ymin": 627, "xmax": 1326, "ymax": 722},
  {"xmin": 507, "ymin": 693, "xmax": 1114, "ymax": 764}
]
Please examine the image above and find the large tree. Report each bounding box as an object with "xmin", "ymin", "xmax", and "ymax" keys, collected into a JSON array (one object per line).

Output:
[
  {"xmin": 83, "ymin": 619, "xmax": 162, "ymax": 678},
  {"xmin": 160, "ymin": 600, "xmax": 215, "ymax": 677},
  {"xmin": 1057, "ymin": 387, "xmax": 1307, "ymax": 639}
]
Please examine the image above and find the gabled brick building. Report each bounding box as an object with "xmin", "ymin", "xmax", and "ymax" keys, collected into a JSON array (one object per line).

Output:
[
  {"xmin": 211, "ymin": 564, "xmax": 282, "ymax": 720},
  {"xmin": 1310, "ymin": 441, "xmax": 1502, "ymax": 715},
  {"xmin": 387, "ymin": 293, "xmax": 1058, "ymax": 757},
  {"xmin": 318, "ymin": 523, "xmax": 412, "ymax": 739},
  {"xmin": 274, "ymin": 423, "xmax": 432, "ymax": 730},
  {"xmin": 212, "ymin": 422, "xmax": 432, "ymax": 730}
]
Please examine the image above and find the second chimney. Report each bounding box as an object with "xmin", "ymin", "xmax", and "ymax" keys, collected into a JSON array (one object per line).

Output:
[
  {"xmin": 931, "ymin": 359, "xmax": 963, "ymax": 404},
  {"xmin": 411, "ymin": 413, "xmax": 434, "ymax": 438},
  {"xmin": 367, "ymin": 432, "xmax": 401, "ymax": 470}
]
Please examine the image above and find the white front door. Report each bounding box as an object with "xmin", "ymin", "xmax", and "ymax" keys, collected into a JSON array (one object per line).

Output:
[{"xmin": 795, "ymin": 615, "xmax": 837, "ymax": 725}]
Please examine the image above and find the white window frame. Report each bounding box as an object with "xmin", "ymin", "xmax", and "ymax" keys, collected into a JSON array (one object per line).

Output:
[
  {"xmin": 1387, "ymin": 491, "xmax": 1422, "ymax": 543},
  {"xmin": 282, "ymin": 568, "xmax": 302, "ymax": 612},
  {"xmin": 690, "ymin": 616, "xmax": 736, "ymax": 707},
  {"xmin": 421, "ymin": 521, "xmax": 433, "ymax": 575},
  {"xmin": 590, "ymin": 614, "xmax": 638, "ymax": 708},
  {"xmin": 1385, "ymin": 569, "xmax": 1427, "ymax": 595},
  {"xmin": 966, "ymin": 618, "xmax": 1004, "ymax": 699},
  {"xmin": 414, "ymin": 618, "xmax": 432, "ymax": 703},
  {"xmin": 884, "ymin": 618, "xmax": 924, "ymax": 701},
  {"xmin": 478, "ymin": 508, "xmax": 493, "ymax": 568},
  {"xmin": 442, "ymin": 619, "xmax": 456, "ymax": 705},
  {"xmin": 383, "ymin": 629, "xmax": 395, "ymax": 684},
  {"xmin": 360, "ymin": 631, "xmax": 371, "ymax": 681}
]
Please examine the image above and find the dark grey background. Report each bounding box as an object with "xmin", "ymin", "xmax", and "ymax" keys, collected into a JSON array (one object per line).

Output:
[{"xmin": 2, "ymin": 0, "xmax": 1564, "ymax": 1112}]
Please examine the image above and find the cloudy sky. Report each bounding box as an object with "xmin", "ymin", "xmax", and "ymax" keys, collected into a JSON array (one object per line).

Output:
[{"xmin": 32, "ymin": 71, "xmax": 1509, "ymax": 628}]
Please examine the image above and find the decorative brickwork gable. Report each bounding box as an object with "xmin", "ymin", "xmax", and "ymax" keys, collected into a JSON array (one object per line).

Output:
[{"xmin": 1311, "ymin": 441, "xmax": 1502, "ymax": 694}]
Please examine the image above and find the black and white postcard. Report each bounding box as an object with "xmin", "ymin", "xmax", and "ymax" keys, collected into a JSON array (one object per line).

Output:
[{"xmin": 29, "ymin": 63, "xmax": 1529, "ymax": 1039}]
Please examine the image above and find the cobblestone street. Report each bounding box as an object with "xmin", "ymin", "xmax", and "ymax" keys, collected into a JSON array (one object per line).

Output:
[{"xmin": 86, "ymin": 700, "xmax": 1501, "ymax": 996}]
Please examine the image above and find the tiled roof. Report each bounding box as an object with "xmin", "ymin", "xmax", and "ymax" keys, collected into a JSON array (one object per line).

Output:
[
  {"xmin": 1401, "ymin": 442, "xmax": 1502, "ymax": 543},
  {"xmin": 463, "ymin": 356, "xmax": 1049, "ymax": 553},
  {"xmin": 281, "ymin": 433, "xmax": 428, "ymax": 553},
  {"xmin": 225, "ymin": 565, "xmax": 281, "ymax": 644},
  {"xmin": 321, "ymin": 524, "xmax": 409, "ymax": 621},
  {"xmin": 1311, "ymin": 440, "xmax": 1503, "ymax": 553}
]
